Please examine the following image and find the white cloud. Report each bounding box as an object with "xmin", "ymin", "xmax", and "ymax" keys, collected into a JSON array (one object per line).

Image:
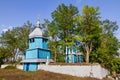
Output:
[
  {"xmin": 8, "ymin": 26, "xmax": 13, "ymax": 30},
  {"xmin": 2, "ymin": 29, "xmax": 8, "ymax": 32},
  {"xmin": 0, "ymin": 25, "xmax": 13, "ymax": 33}
]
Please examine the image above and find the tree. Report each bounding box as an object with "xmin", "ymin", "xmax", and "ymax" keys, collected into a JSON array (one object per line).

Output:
[
  {"xmin": 44, "ymin": 20, "xmax": 59, "ymax": 63},
  {"xmin": 52, "ymin": 3, "xmax": 78, "ymax": 41},
  {"xmin": 0, "ymin": 47, "xmax": 11, "ymax": 66},
  {"xmin": 90, "ymin": 19, "xmax": 119, "ymax": 69},
  {"xmin": 17, "ymin": 21, "xmax": 32, "ymax": 53},
  {"xmin": 74, "ymin": 5, "xmax": 101, "ymax": 63},
  {"xmin": 51, "ymin": 4, "xmax": 79, "ymax": 62},
  {"xmin": 0, "ymin": 21, "xmax": 32, "ymax": 62},
  {"xmin": 2, "ymin": 29, "xmax": 18, "ymax": 62},
  {"xmin": 42, "ymin": 19, "xmax": 58, "ymax": 62},
  {"xmin": 43, "ymin": 19, "xmax": 65, "ymax": 62}
]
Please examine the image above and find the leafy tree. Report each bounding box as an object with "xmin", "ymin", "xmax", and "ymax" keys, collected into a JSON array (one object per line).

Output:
[
  {"xmin": 17, "ymin": 21, "xmax": 32, "ymax": 53},
  {"xmin": 51, "ymin": 4, "xmax": 79, "ymax": 62},
  {"xmin": 90, "ymin": 20, "xmax": 119, "ymax": 69},
  {"xmin": 52, "ymin": 3, "xmax": 78, "ymax": 41},
  {"xmin": 74, "ymin": 5, "xmax": 101, "ymax": 63},
  {"xmin": 0, "ymin": 21, "xmax": 32, "ymax": 63},
  {"xmin": 42, "ymin": 19, "xmax": 58, "ymax": 62},
  {"xmin": 41, "ymin": 19, "xmax": 50, "ymax": 37},
  {"xmin": 101, "ymin": 19, "xmax": 118, "ymax": 34},
  {"xmin": 2, "ymin": 29, "xmax": 18, "ymax": 62},
  {"xmin": 47, "ymin": 21, "xmax": 59, "ymax": 63},
  {"xmin": 43, "ymin": 19, "xmax": 65, "ymax": 62},
  {"xmin": 0, "ymin": 47, "xmax": 11, "ymax": 66}
]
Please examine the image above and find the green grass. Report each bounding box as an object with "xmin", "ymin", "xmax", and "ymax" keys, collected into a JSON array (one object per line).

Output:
[{"xmin": 0, "ymin": 69, "xmax": 110, "ymax": 80}]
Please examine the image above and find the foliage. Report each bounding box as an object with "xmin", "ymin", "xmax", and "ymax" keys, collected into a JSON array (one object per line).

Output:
[
  {"xmin": 0, "ymin": 47, "xmax": 11, "ymax": 66},
  {"xmin": 44, "ymin": 4, "xmax": 79, "ymax": 62},
  {"xmin": 73, "ymin": 5, "xmax": 119, "ymax": 73},
  {"xmin": 108, "ymin": 58, "xmax": 120, "ymax": 73},
  {"xmin": 74, "ymin": 5, "xmax": 101, "ymax": 63},
  {"xmin": 51, "ymin": 3, "xmax": 78, "ymax": 45},
  {"xmin": 17, "ymin": 21, "xmax": 32, "ymax": 53},
  {"xmin": 0, "ymin": 21, "xmax": 32, "ymax": 63},
  {"xmin": 2, "ymin": 29, "xmax": 18, "ymax": 62},
  {"xmin": 56, "ymin": 52, "xmax": 65, "ymax": 62},
  {"xmin": 48, "ymin": 21, "xmax": 59, "ymax": 62},
  {"xmin": 42, "ymin": 19, "xmax": 59, "ymax": 62},
  {"xmin": 90, "ymin": 19, "xmax": 119, "ymax": 73}
]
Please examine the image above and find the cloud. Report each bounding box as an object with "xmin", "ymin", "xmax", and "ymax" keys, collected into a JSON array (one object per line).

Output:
[
  {"xmin": 2, "ymin": 29, "xmax": 8, "ymax": 32},
  {"xmin": 0, "ymin": 25, "xmax": 13, "ymax": 33}
]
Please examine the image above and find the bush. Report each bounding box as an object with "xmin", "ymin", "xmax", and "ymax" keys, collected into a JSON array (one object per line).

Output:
[
  {"xmin": 4, "ymin": 65, "xmax": 16, "ymax": 69},
  {"xmin": 108, "ymin": 58, "xmax": 120, "ymax": 74}
]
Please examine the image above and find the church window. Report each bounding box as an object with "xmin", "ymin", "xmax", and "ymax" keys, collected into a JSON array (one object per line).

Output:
[
  {"xmin": 29, "ymin": 38, "xmax": 35, "ymax": 43},
  {"xmin": 32, "ymin": 38, "xmax": 34, "ymax": 42},
  {"xmin": 30, "ymin": 39, "xmax": 32, "ymax": 43}
]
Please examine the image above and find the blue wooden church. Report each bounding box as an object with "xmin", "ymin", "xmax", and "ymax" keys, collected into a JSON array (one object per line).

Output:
[
  {"xmin": 22, "ymin": 18, "xmax": 53, "ymax": 71},
  {"xmin": 65, "ymin": 43, "xmax": 83, "ymax": 63}
]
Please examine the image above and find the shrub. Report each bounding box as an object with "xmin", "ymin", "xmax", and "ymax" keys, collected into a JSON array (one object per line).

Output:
[
  {"xmin": 108, "ymin": 58, "xmax": 120, "ymax": 74},
  {"xmin": 4, "ymin": 65, "xmax": 16, "ymax": 69}
]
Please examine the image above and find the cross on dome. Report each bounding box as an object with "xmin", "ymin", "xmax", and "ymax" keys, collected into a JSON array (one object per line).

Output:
[
  {"xmin": 29, "ymin": 17, "xmax": 42, "ymax": 38},
  {"xmin": 36, "ymin": 17, "xmax": 40, "ymax": 28}
]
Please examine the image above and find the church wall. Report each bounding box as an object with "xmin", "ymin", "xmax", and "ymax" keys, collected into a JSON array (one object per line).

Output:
[
  {"xmin": 25, "ymin": 49, "xmax": 38, "ymax": 59},
  {"xmin": 23, "ymin": 63, "xmax": 38, "ymax": 71},
  {"xmin": 35, "ymin": 38, "xmax": 42, "ymax": 48},
  {"xmin": 38, "ymin": 49, "xmax": 50, "ymax": 59},
  {"xmin": 29, "ymin": 38, "xmax": 35, "ymax": 49},
  {"xmin": 42, "ymin": 39, "xmax": 48, "ymax": 49},
  {"xmin": 28, "ymin": 63, "xmax": 38, "ymax": 71},
  {"xmin": 29, "ymin": 38, "xmax": 42, "ymax": 49},
  {"xmin": 66, "ymin": 54, "xmax": 77, "ymax": 63},
  {"xmin": 23, "ymin": 63, "xmax": 27, "ymax": 71}
]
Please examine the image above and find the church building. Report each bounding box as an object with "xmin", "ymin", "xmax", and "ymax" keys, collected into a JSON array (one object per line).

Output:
[
  {"xmin": 65, "ymin": 44, "xmax": 83, "ymax": 63},
  {"xmin": 22, "ymin": 18, "xmax": 53, "ymax": 71}
]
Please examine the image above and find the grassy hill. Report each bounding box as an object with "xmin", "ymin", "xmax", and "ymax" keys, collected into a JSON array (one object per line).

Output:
[{"xmin": 0, "ymin": 69, "xmax": 110, "ymax": 80}]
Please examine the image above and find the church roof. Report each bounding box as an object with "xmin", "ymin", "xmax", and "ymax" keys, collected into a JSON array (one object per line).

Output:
[{"xmin": 29, "ymin": 18, "xmax": 42, "ymax": 38}]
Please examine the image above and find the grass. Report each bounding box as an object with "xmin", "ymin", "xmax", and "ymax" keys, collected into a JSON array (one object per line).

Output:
[{"xmin": 0, "ymin": 69, "xmax": 111, "ymax": 80}]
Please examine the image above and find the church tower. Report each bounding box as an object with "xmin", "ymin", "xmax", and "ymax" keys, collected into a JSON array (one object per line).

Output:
[{"xmin": 22, "ymin": 18, "xmax": 53, "ymax": 71}]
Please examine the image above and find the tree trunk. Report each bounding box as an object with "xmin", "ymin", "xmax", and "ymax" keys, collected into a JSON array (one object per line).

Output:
[
  {"xmin": 86, "ymin": 50, "xmax": 89, "ymax": 64},
  {"xmin": 54, "ymin": 48, "xmax": 57, "ymax": 63},
  {"xmin": 85, "ymin": 44, "xmax": 90, "ymax": 64},
  {"xmin": 70, "ymin": 50, "xmax": 73, "ymax": 63},
  {"xmin": 54, "ymin": 53, "xmax": 56, "ymax": 63}
]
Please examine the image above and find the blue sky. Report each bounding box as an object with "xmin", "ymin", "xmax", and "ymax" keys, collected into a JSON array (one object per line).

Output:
[{"xmin": 0, "ymin": 0, "xmax": 120, "ymax": 40}]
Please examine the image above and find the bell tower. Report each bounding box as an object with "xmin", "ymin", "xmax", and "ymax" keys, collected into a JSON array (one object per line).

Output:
[{"xmin": 22, "ymin": 18, "xmax": 53, "ymax": 71}]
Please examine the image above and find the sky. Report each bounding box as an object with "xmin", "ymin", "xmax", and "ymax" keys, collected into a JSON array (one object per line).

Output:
[{"xmin": 0, "ymin": 0, "xmax": 120, "ymax": 40}]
